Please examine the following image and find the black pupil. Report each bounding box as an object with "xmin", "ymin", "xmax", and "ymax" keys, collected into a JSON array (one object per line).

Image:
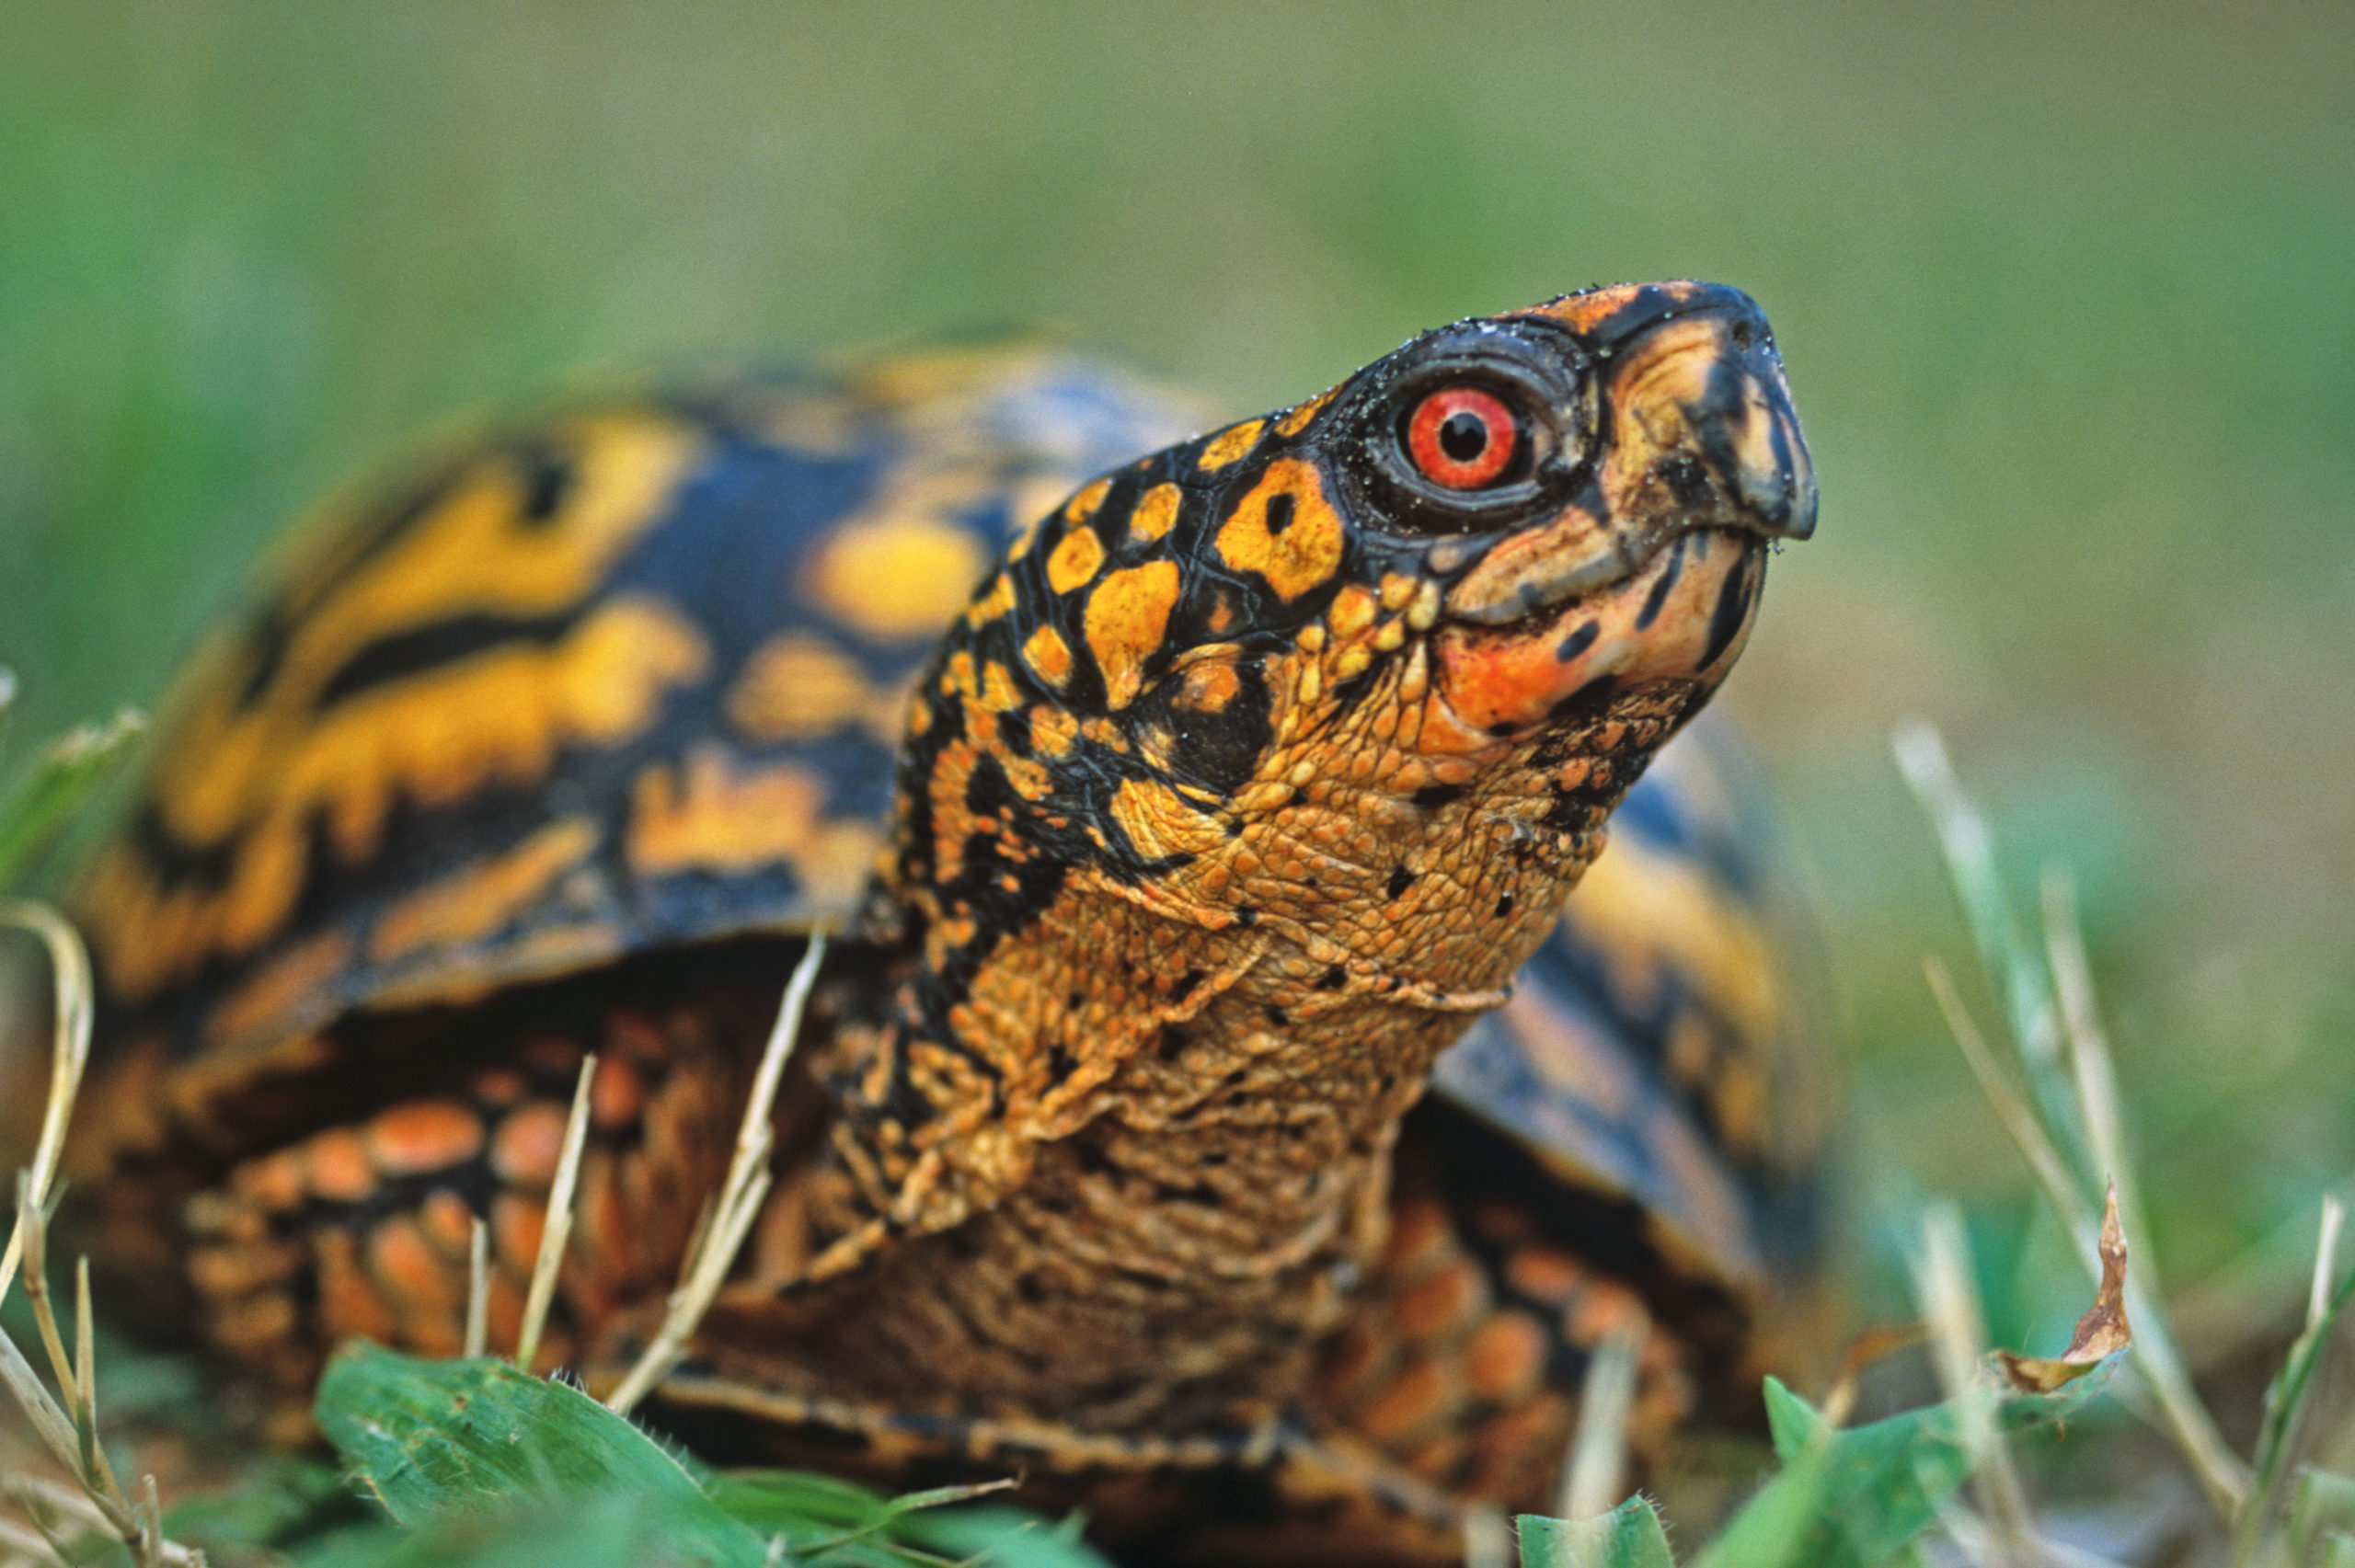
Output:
[{"xmin": 1438, "ymin": 409, "xmax": 1489, "ymax": 463}]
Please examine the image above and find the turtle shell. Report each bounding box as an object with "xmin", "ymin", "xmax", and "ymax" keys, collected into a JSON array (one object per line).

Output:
[{"xmin": 72, "ymin": 342, "xmax": 1814, "ymax": 1309}]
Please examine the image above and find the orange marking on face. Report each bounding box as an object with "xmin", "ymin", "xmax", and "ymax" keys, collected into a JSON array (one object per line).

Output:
[
  {"xmin": 1022, "ymin": 624, "xmax": 1074, "ymax": 690},
  {"xmin": 727, "ymin": 632, "xmax": 881, "ymax": 741},
  {"xmin": 1196, "ymin": 418, "xmax": 1266, "ymax": 472},
  {"xmin": 303, "ymin": 1127, "xmax": 376, "ymax": 1205},
  {"xmin": 1046, "ymin": 524, "xmax": 1107, "ymax": 594},
  {"xmin": 363, "ymin": 1100, "xmax": 487, "ymax": 1178},
  {"xmin": 1082, "ymin": 561, "xmax": 1181, "ymax": 709},
  {"xmin": 807, "ymin": 513, "xmax": 989, "ymax": 641},
  {"xmin": 1382, "ymin": 1196, "xmax": 1454, "ymax": 1275},
  {"xmin": 369, "ymin": 818, "xmax": 600, "ymax": 965},
  {"xmin": 1275, "ymin": 386, "xmax": 1338, "ymax": 439},
  {"xmin": 1126, "ymin": 481, "xmax": 1181, "ymax": 544},
  {"xmin": 1214, "ymin": 458, "xmax": 1344, "ymax": 602},
  {"xmin": 626, "ymin": 745, "xmax": 877, "ymax": 904},
  {"xmin": 201, "ymin": 931, "xmax": 354, "ymax": 1055},
  {"xmin": 491, "ymin": 1102, "xmax": 569, "ymax": 1190}
]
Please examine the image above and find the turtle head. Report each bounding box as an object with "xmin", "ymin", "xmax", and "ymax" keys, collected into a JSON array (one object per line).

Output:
[{"xmin": 889, "ymin": 282, "xmax": 1810, "ymax": 953}]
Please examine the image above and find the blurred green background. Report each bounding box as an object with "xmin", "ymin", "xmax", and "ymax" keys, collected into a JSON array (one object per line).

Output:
[{"xmin": 2, "ymin": 2, "xmax": 2349, "ymax": 1359}]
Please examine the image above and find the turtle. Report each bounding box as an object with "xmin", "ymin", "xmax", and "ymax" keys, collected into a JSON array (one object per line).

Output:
[{"xmin": 58, "ymin": 280, "xmax": 1820, "ymax": 1563}]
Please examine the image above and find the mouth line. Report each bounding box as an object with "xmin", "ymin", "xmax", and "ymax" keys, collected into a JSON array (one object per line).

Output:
[{"xmin": 1443, "ymin": 521, "xmax": 1741, "ymax": 632}]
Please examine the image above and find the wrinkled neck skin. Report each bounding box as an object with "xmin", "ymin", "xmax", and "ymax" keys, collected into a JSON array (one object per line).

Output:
[{"xmin": 734, "ymin": 514, "xmax": 1763, "ymax": 1422}]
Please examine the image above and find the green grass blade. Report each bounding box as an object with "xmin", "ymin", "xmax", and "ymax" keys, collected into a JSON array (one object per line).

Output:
[
  {"xmin": 316, "ymin": 1344, "xmax": 765, "ymax": 1566},
  {"xmin": 0, "ymin": 706, "xmax": 143, "ymax": 887},
  {"xmin": 1516, "ymin": 1496, "xmax": 1676, "ymax": 1568}
]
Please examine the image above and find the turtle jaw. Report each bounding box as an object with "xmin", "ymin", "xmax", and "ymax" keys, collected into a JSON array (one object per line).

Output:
[{"xmin": 1419, "ymin": 286, "xmax": 1813, "ymax": 745}]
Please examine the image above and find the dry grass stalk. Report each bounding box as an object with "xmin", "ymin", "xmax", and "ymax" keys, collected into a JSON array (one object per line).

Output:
[
  {"xmin": 1554, "ymin": 1320, "xmax": 1643, "ymax": 1522},
  {"xmin": 514, "ymin": 1053, "xmax": 598, "ymax": 1373},
  {"xmin": 463, "ymin": 1217, "xmax": 490, "ymax": 1360},
  {"xmin": 2310, "ymin": 1197, "xmax": 2345, "ymax": 1338},
  {"xmin": 606, "ymin": 933, "xmax": 827, "ymax": 1415},
  {"xmin": 1459, "ymin": 1503, "xmax": 1512, "ymax": 1568},
  {"xmin": 1910, "ymin": 1202, "xmax": 2036, "ymax": 1565},
  {"xmin": 1902, "ymin": 723, "xmax": 2252, "ymax": 1518},
  {"xmin": 0, "ymin": 903, "xmax": 203, "ymax": 1565}
]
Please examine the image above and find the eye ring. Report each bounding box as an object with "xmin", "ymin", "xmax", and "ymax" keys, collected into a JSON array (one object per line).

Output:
[{"xmin": 1404, "ymin": 386, "xmax": 1519, "ymax": 489}]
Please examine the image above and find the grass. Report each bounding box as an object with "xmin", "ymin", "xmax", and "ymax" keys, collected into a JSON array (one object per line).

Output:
[{"xmin": 0, "ymin": 679, "xmax": 2345, "ymax": 1565}]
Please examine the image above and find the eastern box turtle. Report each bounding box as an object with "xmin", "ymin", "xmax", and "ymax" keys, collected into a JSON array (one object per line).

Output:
[{"xmin": 59, "ymin": 280, "xmax": 1820, "ymax": 1562}]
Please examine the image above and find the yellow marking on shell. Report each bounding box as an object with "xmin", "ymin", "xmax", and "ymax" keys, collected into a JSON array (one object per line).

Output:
[
  {"xmin": 1128, "ymin": 482, "xmax": 1181, "ymax": 544},
  {"xmin": 1022, "ymin": 624, "xmax": 1074, "ymax": 690},
  {"xmin": 1005, "ymin": 521, "xmax": 1041, "ymax": 562},
  {"xmin": 626, "ymin": 745, "xmax": 877, "ymax": 905},
  {"xmin": 1214, "ymin": 458, "xmax": 1345, "ymax": 603},
  {"xmin": 91, "ymin": 596, "xmax": 708, "ymax": 1003},
  {"xmin": 964, "ymin": 572, "xmax": 1017, "ymax": 626},
  {"xmin": 1082, "ymin": 560, "xmax": 1181, "ymax": 710},
  {"xmin": 1046, "ymin": 525, "xmax": 1107, "ymax": 595},
  {"xmin": 201, "ymin": 932, "xmax": 354, "ymax": 1056},
  {"xmin": 1197, "ymin": 418, "xmax": 1266, "ymax": 472},
  {"xmin": 1563, "ymin": 831, "xmax": 1778, "ymax": 1045},
  {"xmin": 1065, "ymin": 476, "xmax": 1112, "ymax": 523},
  {"xmin": 155, "ymin": 415, "xmax": 705, "ymax": 852},
  {"xmin": 727, "ymin": 632, "xmax": 883, "ymax": 742},
  {"xmin": 1108, "ymin": 777, "xmax": 1229, "ymax": 862},
  {"xmin": 807, "ymin": 513, "xmax": 989, "ymax": 642},
  {"xmin": 369, "ymin": 818, "xmax": 601, "ymax": 964},
  {"xmin": 1275, "ymin": 386, "xmax": 1338, "ymax": 439}
]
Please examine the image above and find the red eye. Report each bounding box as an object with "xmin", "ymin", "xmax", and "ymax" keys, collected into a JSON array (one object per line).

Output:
[{"xmin": 1406, "ymin": 386, "xmax": 1518, "ymax": 489}]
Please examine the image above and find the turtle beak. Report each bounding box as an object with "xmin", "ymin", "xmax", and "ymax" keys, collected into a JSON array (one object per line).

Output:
[
  {"xmin": 1587, "ymin": 283, "xmax": 1816, "ymax": 548},
  {"xmin": 1443, "ymin": 284, "xmax": 1814, "ymax": 629}
]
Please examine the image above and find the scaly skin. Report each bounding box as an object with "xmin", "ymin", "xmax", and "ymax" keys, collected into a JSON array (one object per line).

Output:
[{"xmin": 697, "ymin": 281, "xmax": 1815, "ymax": 1435}]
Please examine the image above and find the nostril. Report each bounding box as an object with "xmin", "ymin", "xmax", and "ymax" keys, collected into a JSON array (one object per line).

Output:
[{"xmin": 1729, "ymin": 318, "xmax": 1757, "ymax": 351}]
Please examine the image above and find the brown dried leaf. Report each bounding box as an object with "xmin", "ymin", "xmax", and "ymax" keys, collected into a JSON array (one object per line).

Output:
[{"xmin": 1993, "ymin": 1179, "xmax": 2133, "ymax": 1394}]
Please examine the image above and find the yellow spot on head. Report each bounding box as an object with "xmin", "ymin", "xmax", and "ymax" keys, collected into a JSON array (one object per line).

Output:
[
  {"xmin": 964, "ymin": 572, "xmax": 1018, "ymax": 627},
  {"xmin": 1065, "ymin": 476, "xmax": 1112, "ymax": 522},
  {"xmin": 1197, "ymin": 418, "xmax": 1266, "ymax": 472},
  {"xmin": 1175, "ymin": 660, "xmax": 1243, "ymax": 715},
  {"xmin": 808, "ymin": 515, "xmax": 989, "ymax": 642},
  {"xmin": 1127, "ymin": 482, "xmax": 1181, "ymax": 544},
  {"xmin": 1327, "ymin": 584, "xmax": 1377, "ymax": 641},
  {"xmin": 1275, "ymin": 387, "xmax": 1338, "ymax": 439},
  {"xmin": 1083, "ymin": 561, "xmax": 1181, "ymax": 711},
  {"xmin": 1046, "ymin": 525, "xmax": 1107, "ymax": 595},
  {"xmin": 727, "ymin": 633, "xmax": 879, "ymax": 741},
  {"xmin": 1214, "ymin": 458, "xmax": 1346, "ymax": 603},
  {"xmin": 1023, "ymin": 624, "xmax": 1074, "ymax": 689}
]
